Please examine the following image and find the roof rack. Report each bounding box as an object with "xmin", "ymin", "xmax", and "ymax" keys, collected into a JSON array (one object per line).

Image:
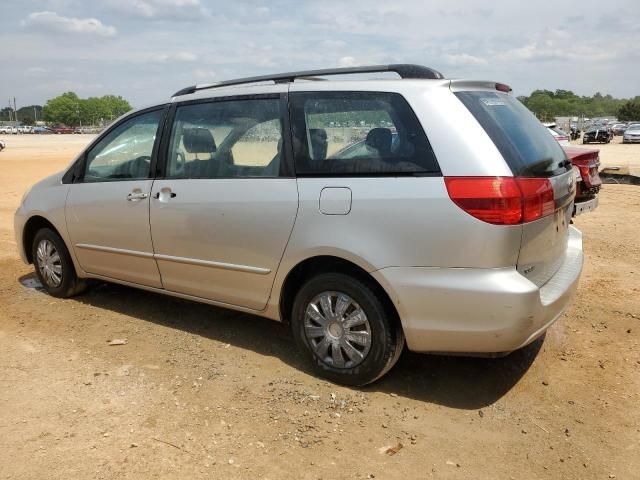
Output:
[{"xmin": 172, "ymin": 64, "xmax": 445, "ymax": 97}]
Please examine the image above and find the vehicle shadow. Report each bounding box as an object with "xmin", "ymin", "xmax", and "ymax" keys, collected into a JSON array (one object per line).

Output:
[{"xmin": 22, "ymin": 275, "xmax": 542, "ymax": 410}]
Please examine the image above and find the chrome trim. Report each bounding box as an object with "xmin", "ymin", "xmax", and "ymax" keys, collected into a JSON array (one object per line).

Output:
[
  {"xmin": 75, "ymin": 243, "xmax": 154, "ymax": 259},
  {"xmin": 154, "ymin": 253, "xmax": 271, "ymax": 275},
  {"xmin": 75, "ymin": 243, "xmax": 271, "ymax": 275}
]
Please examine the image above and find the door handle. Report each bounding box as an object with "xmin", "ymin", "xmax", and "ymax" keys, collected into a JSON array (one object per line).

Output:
[
  {"xmin": 127, "ymin": 192, "xmax": 149, "ymax": 201},
  {"xmin": 152, "ymin": 189, "xmax": 177, "ymax": 200}
]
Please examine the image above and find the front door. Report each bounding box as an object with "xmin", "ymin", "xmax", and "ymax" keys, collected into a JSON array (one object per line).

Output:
[
  {"xmin": 66, "ymin": 108, "xmax": 165, "ymax": 287},
  {"xmin": 149, "ymin": 95, "xmax": 298, "ymax": 310}
]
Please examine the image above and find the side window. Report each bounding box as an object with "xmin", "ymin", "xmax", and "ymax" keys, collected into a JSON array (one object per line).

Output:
[
  {"xmin": 166, "ymin": 98, "xmax": 283, "ymax": 179},
  {"xmin": 84, "ymin": 110, "xmax": 163, "ymax": 182},
  {"xmin": 290, "ymin": 92, "xmax": 439, "ymax": 175}
]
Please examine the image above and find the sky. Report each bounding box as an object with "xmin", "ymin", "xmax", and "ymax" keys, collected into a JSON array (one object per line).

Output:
[{"xmin": 1, "ymin": 0, "xmax": 639, "ymax": 109}]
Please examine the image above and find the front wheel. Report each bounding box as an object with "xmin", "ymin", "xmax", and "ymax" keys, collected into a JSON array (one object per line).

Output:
[
  {"xmin": 291, "ymin": 272, "xmax": 404, "ymax": 386},
  {"xmin": 32, "ymin": 228, "xmax": 87, "ymax": 298}
]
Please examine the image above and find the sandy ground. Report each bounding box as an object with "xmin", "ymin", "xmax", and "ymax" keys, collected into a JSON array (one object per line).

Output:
[{"xmin": 0, "ymin": 134, "xmax": 639, "ymax": 480}]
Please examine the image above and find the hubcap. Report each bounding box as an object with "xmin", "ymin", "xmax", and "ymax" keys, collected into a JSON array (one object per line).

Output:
[
  {"xmin": 304, "ymin": 291, "xmax": 372, "ymax": 369},
  {"xmin": 36, "ymin": 239, "xmax": 62, "ymax": 288}
]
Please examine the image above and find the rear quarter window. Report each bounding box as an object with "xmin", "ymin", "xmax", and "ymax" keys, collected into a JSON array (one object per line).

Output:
[
  {"xmin": 455, "ymin": 91, "xmax": 570, "ymax": 177},
  {"xmin": 290, "ymin": 91, "xmax": 440, "ymax": 176}
]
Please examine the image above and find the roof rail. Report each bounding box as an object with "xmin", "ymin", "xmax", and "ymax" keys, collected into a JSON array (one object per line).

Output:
[{"xmin": 172, "ymin": 64, "xmax": 445, "ymax": 97}]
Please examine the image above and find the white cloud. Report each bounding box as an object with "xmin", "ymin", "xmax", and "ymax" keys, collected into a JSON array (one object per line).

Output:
[
  {"xmin": 104, "ymin": 0, "xmax": 210, "ymax": 20},
  {"xmin": 322, "ymin": 40, "xmax": 347, "ymax": 49},
  {"xmin": 22, "ymin": 11, "xmax": 116, "ymax": 37},
  {"xmin": 24, "ymin": 66, "xmax": 47, "ymax": 76},
  {"xmin": 444, "ymin": 53, "xmax": 488, "ymax": 66},
  {"xmin": 193, "ymin": 68, "xmax": 216, "ymax": 80},
  {"xmin": 150, "ymin": 51, "xmax": 197, "ymax": 63},
  {"xmin": 338, "ymin": 56, "xmax": 361, "ymax": 67}
]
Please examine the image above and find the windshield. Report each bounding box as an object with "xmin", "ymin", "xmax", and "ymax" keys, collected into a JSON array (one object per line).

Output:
[{"xmin": 455, "ymin": 91, "xmax": 570, "ymax": 177}]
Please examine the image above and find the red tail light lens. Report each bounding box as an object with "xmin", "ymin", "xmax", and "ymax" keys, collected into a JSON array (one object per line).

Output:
[
  {"xmin": 444, "ymin": 177, "xmax": 555, "ymax": 225},
  {"xmin": 516, "ymin": 178, "xmax": 555, "ymax": 222}
]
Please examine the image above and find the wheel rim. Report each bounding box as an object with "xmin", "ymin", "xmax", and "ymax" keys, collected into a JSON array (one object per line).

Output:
[
  {"xmin": 304, "ymin": 291, "xmax": 372, "ymax": 369},
  {"xmin": 36, "ymin": 239, "xmax": 62, "ymax": 288}
]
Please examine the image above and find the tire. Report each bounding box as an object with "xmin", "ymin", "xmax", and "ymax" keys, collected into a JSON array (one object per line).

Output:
[
  {"xmin": 32, "ymin": 228, "xmax": 87, "ymax": 298},
  {"xmin": 291, "ymin": 272, "xmax": 404, "ymax": 386}
]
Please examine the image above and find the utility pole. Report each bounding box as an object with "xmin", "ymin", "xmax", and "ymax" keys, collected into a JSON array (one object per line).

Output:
[
  {"xmin": 13, "ymin": 97, "xmax": 18, "ymax": 124},
  {"xmin": 34, "ymin": 106, "xmax": 37, "ymax": 123},
  {"xmin": 8, "ymin": 100, "xmax": 13, "ymax": 123}
]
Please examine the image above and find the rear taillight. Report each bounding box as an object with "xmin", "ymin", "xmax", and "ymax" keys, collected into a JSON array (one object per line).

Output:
[
  {"xmin": 516, "ymin": 177, "xmax": 555, "ymax": 222},
  {"xmin": 444, "ymin": 177, "xmax": 555, "ymax": 225}
]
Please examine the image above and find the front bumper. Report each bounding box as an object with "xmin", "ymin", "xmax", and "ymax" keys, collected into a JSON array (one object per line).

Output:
[
  {"xmin": 623, "ymin": 137, "xmax": 640, "ymax": 143},
  {"xmin": 14, "ymin": 206, "xmax": 29, "ymax": 263},
  {"xmin": 373, "ymin": 226, "xmax": 583, "ymax": 354}
]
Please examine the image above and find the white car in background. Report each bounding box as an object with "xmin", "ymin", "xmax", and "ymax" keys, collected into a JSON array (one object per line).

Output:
[{"xmin": 544, "ymin": 123, "xmax": 570, "ymax": 146}]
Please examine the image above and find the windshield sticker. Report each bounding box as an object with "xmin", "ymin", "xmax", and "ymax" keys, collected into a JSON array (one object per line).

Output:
[{"xmin": 480, "ymin": 98, "xmax": 506, "ymax": 106}]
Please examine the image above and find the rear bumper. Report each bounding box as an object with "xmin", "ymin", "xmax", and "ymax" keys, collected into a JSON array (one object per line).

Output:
[
  {"xmin": 573, "ymin": 196, "xmax": 598, "ymax": 216},
  {"xmin": 373, "ymin": 226, "xmax": 583, "ymax": 354}
]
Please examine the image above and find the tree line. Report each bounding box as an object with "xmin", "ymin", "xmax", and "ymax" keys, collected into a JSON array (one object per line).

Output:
[
  {"xmin": 0, "ymin": 105, "xmax": 43, "ymax": 125},
  {"xmin": 2, "ymin": 89, "xmax": 639, "ymax": 126},
  {"xmin": 0, "ymin": 92, "xmax": 132, "ymax": 126},
  {"xmin": 517, "ymin": 90, "xmax": 640, "ymax": 122}
]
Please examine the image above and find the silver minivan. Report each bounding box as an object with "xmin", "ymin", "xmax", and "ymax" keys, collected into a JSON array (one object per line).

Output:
[{"xmin": 15, "ymin": 65, "xmax": 583, "ymax": 385}]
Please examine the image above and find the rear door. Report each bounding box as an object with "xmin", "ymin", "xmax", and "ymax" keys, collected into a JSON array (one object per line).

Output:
[
  {"xmin": 454, "ymin": 90, "xmax": 575, "ymax": 286},
  {"xmin": 149, "ymin": 93, "xmax": 298, "ymax": 310}
]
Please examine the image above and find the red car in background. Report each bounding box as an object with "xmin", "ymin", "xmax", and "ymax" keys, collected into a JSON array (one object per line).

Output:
[
  {"xmin": 49, "ymin": 126, "xmax": 75, "ymax": 134},
  {"xmin": 563, "ymin": 146, "xmax": 602, "ymax": 216}
]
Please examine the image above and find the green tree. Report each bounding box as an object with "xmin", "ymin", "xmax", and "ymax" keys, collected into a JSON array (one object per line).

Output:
[
  {"xmin": 43, "ymin": 92, "xmax": 132, "ymax": 126},
  {"xmin": 618, "ymin": 100, "xmax": 640, "ymax": 121},
  {"xmin": 520, "ymin": 89, "xmax": 630, "ymax": 118},
  {"xmin": 43, "ymin": 92, "xmax": 82, "ymax": 126}
]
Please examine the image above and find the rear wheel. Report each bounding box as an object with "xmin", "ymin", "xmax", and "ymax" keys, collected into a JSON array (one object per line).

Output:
[
  {"xmin": 32, "ymin": 228, "xmax": 86, "ymax": 298},
  {"xmin": 291, "ymin": 272, "xmax": 404, "ymax": 386}
]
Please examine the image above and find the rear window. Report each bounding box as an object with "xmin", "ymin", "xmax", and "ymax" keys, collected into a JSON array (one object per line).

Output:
[{"xmin": 456, "ymin": 91, "xmax": 570, "ymax": 177}]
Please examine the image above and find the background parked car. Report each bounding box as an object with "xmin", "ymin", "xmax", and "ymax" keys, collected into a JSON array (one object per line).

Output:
[
  {"xmin": 612, "ymin": 123, "xmax": 627, "ymax": 135},
  {"xmin": 32, "ymin": 126, "xmax": 53, "ymax": 134},
  {"xmin": 570, "ymin": 125, "xmax": 581, "ymax": 140},
  {"xmin": 583, "ymin": 126, "xmax": 611, "ymax": 144},
  {"xmin": 622, "ymin": 124, "xmax": 640, "ymax": 143},
  {"xmin": 49, "ymin": 126, "xmax": 75, "ymax": 134},
  {"xmin": 563, "ymin": 146, "xmax": 601, "ymax": 216},
  {"xmin": 544, "ymin": 123, "xmax": 570, "ymax": 145},
  {"xmin": 0, "ymin": 126, "xmax": 18, "ymax": 134}
]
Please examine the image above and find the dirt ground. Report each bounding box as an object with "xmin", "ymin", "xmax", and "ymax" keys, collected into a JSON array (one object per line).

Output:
[{"xmin": 0, "ymin": 134, "xmax": 638, "ymax": 480}]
